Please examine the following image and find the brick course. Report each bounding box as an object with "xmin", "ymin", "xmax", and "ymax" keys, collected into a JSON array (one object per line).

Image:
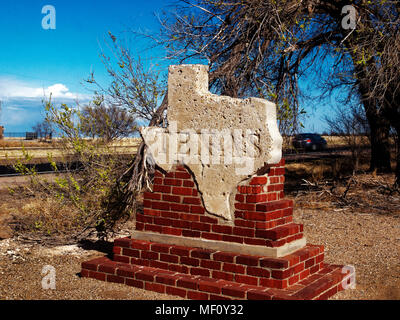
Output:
[
  {"xmin": 81, "ymin": 159, "xmax": 347, "ymax": 300},
  {"xmin": 111, "ymin": 238, "xmax": 323, "ymax": 288},
  {"xmin": 139, "ymin": 161, "xmax": 303, "ymax": 247},
  {"xmin": 81, "ymin": 252, "xmax": 347, "ymax": 300}
]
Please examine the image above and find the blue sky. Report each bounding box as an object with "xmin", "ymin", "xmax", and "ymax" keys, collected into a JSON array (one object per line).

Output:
[
  {"xmin": 0, "ymin": 0, "xmax": 166, "ymax": 132},
  {"xmin": 0, "ymin": 0, "xmax": 329, "ymax": 133}
]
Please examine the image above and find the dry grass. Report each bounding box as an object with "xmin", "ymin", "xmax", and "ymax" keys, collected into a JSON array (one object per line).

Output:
[
  {"xmin": 0, "ymin": 138, "xmax": 141, "ymax": 161},
  {"xmin": 290, "ymin": 172, "xmax": 400, "ymax": 216},
  {"xmin": 0, "ymin": 139, "xmax": 56, "ymax": 148},
  {"xmin": 0, "ymin": 137, "xmax": 141, "ymax": 149},
  {"xmin": 0, "ymin": 189, "xmax": 78, "ymax": 244},
  {"xmin": 322, "ymin": 135, "xmax": 365, "ymax": 147},
  {"xmin": 286, "ymin": 160, "xmax": 370, "ymax": 182},
  {"xmin": 13, "ymin": 198, "xmax": 79, "ymax": 239},
  {"xmin": 285, "ymin": 158, "xmax": 370, "ymax": 184},
  {"xmin": 282, "ymin": 135, "xmax": 371, "ymax": 151},
  {"xmin": 1, "ymin": 185, "xmax": 135, "ymax": 246}
]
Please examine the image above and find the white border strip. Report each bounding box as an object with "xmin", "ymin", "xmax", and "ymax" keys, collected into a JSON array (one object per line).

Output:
[{"xmin": 132, "ymin": 230, "xmax": 306, "ymax": 258}]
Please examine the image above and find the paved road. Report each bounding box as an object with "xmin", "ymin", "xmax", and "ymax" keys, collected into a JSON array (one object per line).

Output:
[
  {"xmin": 0, "ymin": 172, "xmax": 60, "ymax": 190},
  {"xmin": 284, "ymin": 147, "xmax": 352, "ymax": 162}
]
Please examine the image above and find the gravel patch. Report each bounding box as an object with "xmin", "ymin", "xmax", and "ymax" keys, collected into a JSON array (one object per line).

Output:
[
  {"xmin": 0, "ymin": 238, "xmax": 179, "ymax": 300},
  {"xmin": 1, "ymin": 182, "xmax": 399, "ymax": 300},
  {"xmin": 293, "ymin": 205, "xmax": 400, "ymax": 300}
]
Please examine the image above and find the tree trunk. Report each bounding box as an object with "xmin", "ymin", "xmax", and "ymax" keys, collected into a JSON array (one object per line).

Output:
[
  {"xmin": 345, "ymin": 29, "xmax": 393, "ymax": 174},
  {"xmin": 385, "ymin": 102, "xmax": 400, "ymax": 185},
  {"xmin": 395, "ymin": 127, "xmax": 400, "ymax": 186},
  {"xmin": 366, "ymin": 110, "xmax": 392, "ymax": 173},
  {"xmin": 354, "ymin": 63, "xmax": 392, "ymax": 174}
]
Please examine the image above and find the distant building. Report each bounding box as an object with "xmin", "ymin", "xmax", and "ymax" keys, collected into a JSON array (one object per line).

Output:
[
  {"xmin": 25, "ymin": 132, "xmax": 38, "ymax": 140},
  {"xmin": 0, "ymin": 126, "xmax": 4, "ymax": 140}
]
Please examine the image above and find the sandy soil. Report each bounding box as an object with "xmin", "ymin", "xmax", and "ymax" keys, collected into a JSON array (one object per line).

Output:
[
  {"xmin": 295, "ymin": 207, "xmax": 400, "ymax": 300},
  {"xmin": 0, "ymin": 238, "xmax": 179, "ymax": 300},
  {"xmin": 0, "ymin": 200, "xmax": 399, "ymax": 300},
  {"xmin": 0, "ymin": 169, "xmax": 399, "ymax": 300}
]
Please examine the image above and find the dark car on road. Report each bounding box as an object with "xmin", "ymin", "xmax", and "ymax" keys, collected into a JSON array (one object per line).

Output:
[{"xmin": 292, "ymin": 133, "xmax": 327, "ymax": 151}]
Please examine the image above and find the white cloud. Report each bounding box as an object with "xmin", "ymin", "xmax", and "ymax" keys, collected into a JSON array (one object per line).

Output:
[
  {"xmin": 5, "ymin": 106, "xmax": 21, "ymax": 111},
  {"xmin": 0, "ymin": 77, "xmax": 90, "ymax": 101},
  {"xmin": 0, "ymin": 77, "xmax": 92, "ymax": 131}
]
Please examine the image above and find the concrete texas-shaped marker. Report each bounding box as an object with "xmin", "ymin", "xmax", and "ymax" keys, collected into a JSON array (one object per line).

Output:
[{"xmin": 141, "ymin": 64, "xmax": 283, "ymax": 221}]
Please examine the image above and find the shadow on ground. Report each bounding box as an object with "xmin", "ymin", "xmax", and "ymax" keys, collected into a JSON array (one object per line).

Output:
[{"xmin": 78, "ymin": 239, "xmax": 114, "ymax": 258}]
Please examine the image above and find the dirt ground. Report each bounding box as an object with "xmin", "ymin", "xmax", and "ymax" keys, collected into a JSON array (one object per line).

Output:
[{"xmin": 0, "ymin": 172, "xmax": 399, "ymax": 300}]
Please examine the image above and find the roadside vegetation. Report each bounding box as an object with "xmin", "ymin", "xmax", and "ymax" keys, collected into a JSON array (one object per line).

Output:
[{"xmin": 2, "ymin": 99, "xmax": 137, "ymax": 244}]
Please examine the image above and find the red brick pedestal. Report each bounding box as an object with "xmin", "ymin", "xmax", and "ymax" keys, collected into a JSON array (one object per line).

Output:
[{"xmin": 81, "ymin": 160, "xmax": 350, "ymax": 300}]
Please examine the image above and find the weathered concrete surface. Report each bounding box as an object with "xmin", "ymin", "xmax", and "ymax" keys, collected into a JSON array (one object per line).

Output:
[
  {"xmin": 132, "ymin": 230, "xmax": 306, "ymax": 258},
  {"xmin": 141, "ymin": 64, "xmax": 282, "ymax": 220}
]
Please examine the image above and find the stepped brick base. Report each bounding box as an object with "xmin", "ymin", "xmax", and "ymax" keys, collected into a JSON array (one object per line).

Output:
[
  {"xmin": 81, "ymin": 238, "xmax": 347, "ymax": 300},
  {"xmin": 81, "ymin": 160, "xmax": 350, "ymax": 300}
]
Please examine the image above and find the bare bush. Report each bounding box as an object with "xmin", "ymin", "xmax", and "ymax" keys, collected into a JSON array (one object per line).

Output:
[
  {"xmin": 325, "ymin": 104, "xmax": 370, "ymax": 173},
  {"xmin": 80, "ymin": 96, "xmax": 137, "ymax": 142},
  {"xmin": 9, "ymin": 98, "xmax": 134, "ymax": 244},
  {"xmin": 32, "ymin": 120, "xmax": 53, "ymax": 141}
]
